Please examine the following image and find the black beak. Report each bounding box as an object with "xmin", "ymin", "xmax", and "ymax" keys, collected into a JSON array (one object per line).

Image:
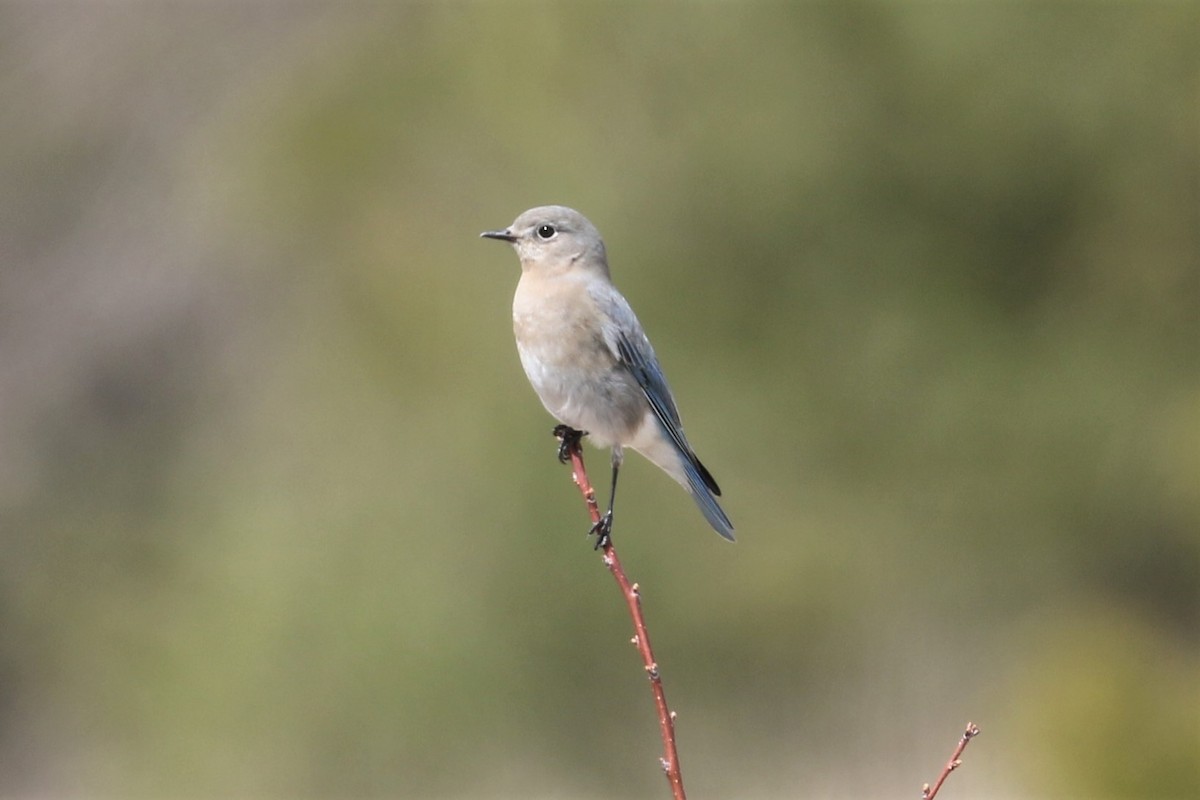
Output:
[{"xmin": 480, "ymin": 228, "xmax": 517, "ymax": 242}]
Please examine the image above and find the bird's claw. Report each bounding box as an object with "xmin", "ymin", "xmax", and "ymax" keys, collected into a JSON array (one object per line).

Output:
[
  {"xmin": 551, "ymin": 424, "xmax": 611, "ymax": 548},
  {"xmin": 589, "ymin": 512, "xmax": 613, "ymax": 550},
  {"xmin": 553, "ymin": 425, "xmax": 587, "ymax": 463}
]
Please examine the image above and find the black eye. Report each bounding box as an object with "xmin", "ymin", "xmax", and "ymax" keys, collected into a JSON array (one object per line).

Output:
[{"xmin": 536, "ymin": 224, "xmax": 556, "ymax": 240}]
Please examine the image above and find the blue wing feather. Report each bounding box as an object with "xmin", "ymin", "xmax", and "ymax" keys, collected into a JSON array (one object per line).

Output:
[{"xmin": 591, "ymin": 283, "xmax": 734, "ymax": 540}]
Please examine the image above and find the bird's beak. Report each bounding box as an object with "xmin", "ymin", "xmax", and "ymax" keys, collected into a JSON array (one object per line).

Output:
[{"xmin": 480, "ymin": 228, "xmax": 517, "ymax": 242}]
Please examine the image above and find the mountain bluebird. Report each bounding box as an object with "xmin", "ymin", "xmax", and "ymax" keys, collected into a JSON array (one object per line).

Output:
[{"xmin": 481, "ymin": 205, "xmax": 734, "ymax": 542}]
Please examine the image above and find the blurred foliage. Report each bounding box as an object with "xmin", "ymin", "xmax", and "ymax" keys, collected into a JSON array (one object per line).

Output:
[{"xmin": 1, "ymin": 3, "xmax": 1197, "ymax": 799}]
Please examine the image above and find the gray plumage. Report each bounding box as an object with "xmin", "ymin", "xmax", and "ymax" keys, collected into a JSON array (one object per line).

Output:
[{"xmin": 482, "ymin": 205, "xmax": 734, "ymax": 541}]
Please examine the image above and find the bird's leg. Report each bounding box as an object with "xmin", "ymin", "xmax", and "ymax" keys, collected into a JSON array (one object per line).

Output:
[
  {"xmin": 553, "ymin": 424, "xmax": 587, "ymax": 463},
  {"xmin": 589, "ymin": 448, "xmax": 622, "ymax": 549}
]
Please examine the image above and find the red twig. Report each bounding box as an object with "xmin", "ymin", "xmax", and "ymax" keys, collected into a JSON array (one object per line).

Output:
[
  {"xmin": 557, "ymin": 431, "xmax": 687, "ymax": 800},
  {"xmin": 921, "ymin": 722, "xmax": 981, "ymax": 800}
]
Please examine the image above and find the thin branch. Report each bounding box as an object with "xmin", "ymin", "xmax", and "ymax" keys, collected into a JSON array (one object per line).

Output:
[
  {"xmin": 921, "ymin": 722, "xmax": 981, "ymax": 800},
  {"xmin": 555, "ymin": 428, "xmax": 687, "ymax": 800}
]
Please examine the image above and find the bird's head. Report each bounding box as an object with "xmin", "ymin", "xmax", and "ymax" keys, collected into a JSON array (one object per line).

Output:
[{"xmin": 481, "ymin": 205, "xmax": 609, "ymax": 277}]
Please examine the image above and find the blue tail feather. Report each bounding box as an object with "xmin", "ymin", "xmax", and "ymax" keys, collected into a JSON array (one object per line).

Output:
[{"xmin": 682, "ymin": 457, "xmax": 735, "ymax": 541}]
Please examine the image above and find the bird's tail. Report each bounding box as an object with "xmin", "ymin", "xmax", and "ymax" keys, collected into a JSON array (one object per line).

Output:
[
  {"xmin": 682, "ymin": 455, "xmax": 735, "ymax": 542},
  {"xmin": 634, "ymin": 429, "xmax": 735, "ymax": 541}
]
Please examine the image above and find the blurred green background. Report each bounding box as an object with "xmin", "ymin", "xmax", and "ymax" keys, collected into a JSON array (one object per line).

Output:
[{"xmin": 2, "ymin": 3, "xmax": 1197, "ymax": 798}]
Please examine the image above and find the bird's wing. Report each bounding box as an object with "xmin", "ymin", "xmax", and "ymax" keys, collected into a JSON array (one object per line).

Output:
[
  {"xmin": 591, "ymin": 285, "xmax": 681, "ymax": 425},
  {"xmin": 592, "ymin": 283, "xmax": 722, "ymax": 496}
]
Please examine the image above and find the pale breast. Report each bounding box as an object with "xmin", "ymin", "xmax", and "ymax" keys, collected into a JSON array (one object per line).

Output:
[{"xmin": 512, "ymin": 273, "xmax": 647, "ymax": 445}]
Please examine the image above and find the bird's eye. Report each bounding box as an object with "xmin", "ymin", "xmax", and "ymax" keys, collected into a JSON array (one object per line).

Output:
[{"xmin": 536, "ymin": 224, "xmax": 556, "ymax": 240}]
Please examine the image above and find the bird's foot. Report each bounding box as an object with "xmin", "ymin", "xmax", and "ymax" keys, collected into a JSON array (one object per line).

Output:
[
  {"xmin": 553, "ymin": 425, "xmax": 587, "ymax": 464},
  {"xmin": 589, "ymin": 512, "xmax": 613, "ymax": 550}
]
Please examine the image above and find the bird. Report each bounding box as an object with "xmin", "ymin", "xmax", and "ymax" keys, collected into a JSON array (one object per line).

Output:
[{"xmin": 481, "ymin": 205, "xmax": 734, "ymax": 543}]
